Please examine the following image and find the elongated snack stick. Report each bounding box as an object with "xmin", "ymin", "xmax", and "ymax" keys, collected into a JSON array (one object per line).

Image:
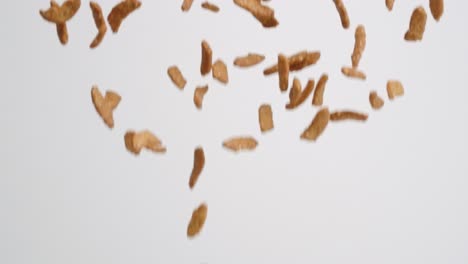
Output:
[
  {"xmin": 212, "ymin": 59, "xmax": 229, "ymax": 84},
  {"xmin": 168, "ymin": 66, "xmax": 187, "ymax": 89},
  {"xmin": 40, "ymin": 0, "xmax": 81, "ymax": 24},
  {"xmin": 429, "ymin": 0, "xmax": 444, "ymax": 21},
  {"xmin": 351, "ymin": 25, "xmax": 366, "ymax": 68},
  {"xmin": 233, "ymin": 0, "xmax": 279, "ymax": 28},
  {"xmin": 233, "ymin": 53, "xmax": 265, "ymax": 67},
  {"xmin": 194, "ymin": 85, "xmax": 209, "ymax": 109},
  {"xmin": 341, "ymin": 67, "xmax": 366, "ymax": 80},
  {"xmin": 56, "ymin": 22, "xmax": 69, "ymax": 45},
  {"xmin": 330, "ymin": 110, "xmax": 368, "ymax": 122},
  {"xmin": 333, "ymin": 0, "xmax": 350, "ymax": 29},
  {"xmin": 369, "ymin": 91, "xmax": 384, "ymax": 109},
  {"xmin": 312, "ymin": 74, "xmax": 329, "ymax": 106},
  {"xmin": 124, "ymin": 130, "xmax": 166, "ymax": 155},
  {"xmin": 387, "ymin": 80, "xmax": 404, "ymax": 100},
  {"xmin": 189, "ymin": 147, "xmax": 205, "ymax": 189},
  {"xmin": 187, "ymin": 203, "xmax": 208, "ymax": 238},
  {"xmin": 301, "ymin": 108, "xmax": 330, "ymax": 141},
  {"xmin": 202, "ymin": 2, "xmax": 220, "ymax": 12},
  {"xmin": 91, "ymin": 86, "xmax": 121, "ymax": 128},
  {"xmin": 107, "ymin": 0, "xmax": 141, "ymax": 33},
  {"xmin": 258, "ymin": 104, "xmax": 274, "ymax": 132},
  {"xmin": 223, "ymin": 136, "xmax": 258, "ymax": 152},
  {"xmin": 264, "ymin": 51, "xmax": 320, "ymax": 75},
  {"xmin": 181, "ymin": 0, "xmax": 194, "ymax": 12},
  {"xmin": 386, "ymin": 0, "xmax": 394, "ymax": 11},
  {"xmin": 278, "ymin": 54, "xmax": 289, "ymax": 92},
  {"xmin": 404, "ymin": 6, "xmax": 427, "ymax": 41},
  {"xmin": 288, "ymin": 78, "xmax": 302, "ymax": 103},
  {"xmin": 90, "ymin": 2, "xmax": 107, "ymax": 48},
  {"xmin": 201, "ymin": 40, "xmax": 213, "ymax": 76},
  {"xmin": 286, "ymin": 79, "xmax": 315, "ymax": 109}
]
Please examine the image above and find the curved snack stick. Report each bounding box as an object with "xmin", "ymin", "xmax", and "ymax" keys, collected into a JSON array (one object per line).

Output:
[
  {"xmin": 181, "ymin": 0, "xmax": 194, "ymax": 12},
  {"xmin": 369, "ymin": 91, "xmax": 384, "ymax": 109},
  {"xmin": 107, "ymin": 0, "xmax": 141, "ymax": 33},
  {"xmin": 212, "ymin": 60, "xmax": 229, "ymax": 84},
  {"xmin": 91, "ymin": 86, "xmax": 121, "ymax": 128},
  {"xmin": 194, "ymin": 85, "xmax": 209, "ymax": 109},
  {"xmin": 301, "ymin": 108, "xmax": 330, "ymax": 141},
  {"xmin": 201, "ymin": 2, "xmax": 220, "ymax": 12},
  {"xmin": 189, "ymin": 147, "xmax": 205, "ymax": 189},
  {"xmin": 387, "ymin": 80, "xmax": 404, "ymax": 100},
  {"xmin": 233, "ymin": 53, "xmax": 265, "ymax": 67},
  {"xmin": 168, "ymin": 66, "xmax": 187, "ymax": 89},
  {"xmin": 187, "ymin": 203, "xmax": 208, "ymax": 238},
  {"xmin": 330, "ymin": 111, "xmax": 368, "ymax": 122},
  {"xmin": 288, "ymin": 78, "xmax": 302, "ymax": 103},
  {"xmin": 429, "ymin": 0, "xmax": 444, "ymax": 21},
  {"xmin": 386, "ymin": 0, "xmax": 394, "ymax": 11},
  {"xmin": 351, "ymin": 25, "xmax": 366, "ymax": 68},
  {"xmin": 124, "ymin": 130, "xmax": 167, "ymax": 155},
  {"xmin": 341, "ymin": 67, "xmax": 366, "ymax": 80},
  {"xmin": 286, "ymin": 79, "xmax": 315, "ymax": 109},
  {"xmin": 264, "ymin": 51, "xmax": 320, "ymax": 75},
  {"xmin": 278, "ymin": 54, "xmax": 289, "ymax": 92},
  {"xmin": 201, "ymin": 40, "xmax": 213, "ymax": 76},
  {"xmin": 404, "ymin": 6, "xmax": 427, "ymax": 41},
  {"xmin": 223, "ymin": 137, "xmax": 258, "ymax": 152},
  {"xmin": 258, "ymin": 104, "xmax": 274, "ymax": 132},
  {"xmin": 233, "ymin": 0, "xmax": 279, "ymax": 28},
  {"xmin": 90, "ymin": 2, "xmax": 107, "ymax": 48},
  {"xmin": 312, "ymin": 74, "xmax": 329, "ymax": 106},
  {"xmin": 40, "ymin": 0, "xmax": 81, "ymax": 24},
  {"xmin": 333, "ymin": 0, "xmax": 350, "ymax": 29}
]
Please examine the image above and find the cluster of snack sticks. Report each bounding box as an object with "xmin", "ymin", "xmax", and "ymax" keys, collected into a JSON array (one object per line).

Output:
[{"xmin": 40, "ymin": 0, "xmax": 445, "ymax": 239}]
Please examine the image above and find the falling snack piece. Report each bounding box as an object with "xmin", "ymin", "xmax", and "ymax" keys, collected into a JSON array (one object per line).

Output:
[
  {"xmin": 301, "ymin": 108, "xmax": 330, "ymax": 141},
  {"xmin": 278, "ymin": 54, "xmax": 289, "ymax": 92},
  {"xmin": 124, "ymin": 130, "xmax": 166, "ymax": 155},
  {"xmin": 107, "ymin": 0, "xmax": 141, "ymax": 33},
  {"xmin": 187, "ymin": 203, "xmax": 208, "ymax": 238},
  {"xmin": 181, "ymin": 0, "xmax": 194, "ymax": 11},
  {"xmin": 212, "ymin": 60, "xmax": 229, "ymax": 84},
  {"xmin": 330, "ymin": 111, "xmax": 368, "ymax": 122},
  {"xmin": 194, "ymin": 85, "xmax": 209, "ymax": 110},
  {"xmin": 233, "ymin": 0, "xmax": 279, "ymax": 28},
  {"xmin": 234, "ymin": 53, "xmax": 265, "ymax": 67},
  {"xmin": 258, "ymin": 104, "xmax": 274, "ymax": 132},
  {"xmin": 312, "ymin": 74, "xmax": 329, "ymax": 106},
  {"xmin": 386, "ymin": 0, "xmax": 395, "ymax": 11},
  {"xmin": 429, "ymin": 0, "xmax": 444, "ymax": 21},
  {"xmin": 201, "ymin": 40, "xmax": 213, "ymax": 76},
  {"xmin": 387, "ymin": 80, "xmax": 404, "ymax": 100},
  {"xmin": 404, "ymin": 6, "xmax": 427, "ymax": 41},
  {"xmin": 341, "ymin": 67, "xmax": 366, "ymax": 80},
  {"xmin": 286, "ymin": 79, "xmax": 315, "ymax": 109},
  {"xmin": 168, "ymin": 66, "xmax": 187, "ymax": 89},
  {"xmin": 91, "ymin": 85, "xmax": 121, "ymax": 128},
  {"xmin": 333, "ymin": 0, "xmax": 350, "ymax": 29},
  {"xmin": 90, "ymin": 2, "xmax": 107, "ymax": 48},
  {"xmin": 351, "ymin": 25, "xmax": 366, "ymax": 68},
  {"xmin": 264, "ymin": 51, "xmax": 321, "ymax": 75},
  {"xmin": 201, "ymin": 2, "xmax": 220, "ymax": 12},
  {"xmin": 40, "ymin": 0, "xmax": 81, "ymax": 24},
  {"xmin": 56, "ymin": 22, "xmax": 68, "ymax": 45},
  {"xmin": 369, "ymin": 91, "xmax": 385, "ymax": 110},
  {"xmin": 288, "ymin": 78, "xmax": 302, "ymax": 103},
  {"xmin": 223, "ymin": 136, "xmax": 258, "ymax": 152},
  {"xmin": 189, "ymin": 147, "xmax": 205, "ymax": 189}
]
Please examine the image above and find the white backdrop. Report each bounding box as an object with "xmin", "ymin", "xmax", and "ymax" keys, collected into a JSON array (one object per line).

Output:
[{"xmin": 1, "ymin": 1, "xmax": 468, "ymax": 263}]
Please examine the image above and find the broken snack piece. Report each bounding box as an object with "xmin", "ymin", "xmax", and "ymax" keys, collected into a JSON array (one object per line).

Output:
[
  {"xmin": 223, "ymin": 136, "xmax": 258, "ymax": 152},
  {"xmin": 264, "ymin": 51, "xmax": 320, "ymax": 75},
  {"xmin": 404, "ymin": 6, "xmax": 427, "ymax": 41},
  {"xmin": 40, "ymin": 0, "xmax": 81, "ymax": 24},
  {"xmin": 288, "ymin": 78, "xmax": 301, "ymax": 103},
  {"xmin": 387, "ymin": 80, "xmax": 404, "ymax": 100},
  {"xmin": 189, "ymin": 147, "xmax": 205, "ymax": 189},
  {"xmin": 201, "ymin": 2, "xmax": 220, "ymax": 12},
  {"xmin": 194, "ymin": 85, "xmax": 209, "ymax": 110},
  {"xmin": 351, "ymin": 25, "xmax": 366, "ymax": 68},
  {"xmin": 91, "ymin": 85, "xmax": 121, "ymax": 128},
  {"xmin": 212, "ymin": 60, "xmax": 229, "ymax": 84},
  {"xmin": 278, "ymin": 54, "xmax": 289, "ymax": 92},
  {"xmin": 233, "ymin": 0, "xmax": 279, "ymax": 28},
  {"xmin": 330, "ymin": 110, "xmax": 368, "ymax": 122},
  {"xmin": 90, "ymin": 2, "xmax": 107, "ymax": 48},
  {"xmin": 301, "ymin": 108, "xmax": 330, "ymax": 141},
  {"xmin": 369, "ymin": 91, "xmax": 385, "ymax": 109},
  {"xmin": 200, "ymin": 40, "xmax": 213, "ymax": 76},
  {"xmin": 333, "ymin": 0, "xmax": 350, "ymax": 29},
  {"xmin": 341, "ymin": 67, "xmax": 366, "ymax": 80},
  {"xmin": 124, "ymin": 130, "xmax": 166, "ymax": 155},
  {"xmin": 168, "ymin": 66, "xmax": 187, "ymax": 89},
  {"xmin": 312, "ymin": 74, "xmax": 328, "ymax": 106},
  {"xmin": 181, "ymin": 0, "xmax": 194, "ymax": 11},
  {"xmin": 258, "ymin": 104, "xmax": 274, "ymax": 132},
  {"xmin": 286, "ymin": 79, "xmax": 315, "ymax": 109},
  {"xmin": 187, "ymin": 203, "xmax": 208, "ymax": 238},
  {"xmin": 107, "ymin": 0, "xmax": 141, "ymax": 33},
  {"xmin": 233, "ymin": 53, "xmax": 265, "ymax": 67}
]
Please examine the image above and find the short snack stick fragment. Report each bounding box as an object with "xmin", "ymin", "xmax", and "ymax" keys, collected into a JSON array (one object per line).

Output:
[
  {"xmin": 386, "ymin": 0, "xmax": 395, "ymax": 11},
  {"xmin": 258, "ymin": 104, "xmax": 274, "ymax": 132},
  {"xmin": 387, "ymin": 80, "xmax": 404, "ymax": 100},
  {"xmin": 312, "ymin": 74, "xmax": 329, "ymax": 106},
  {"xmin": 330, "ymin": 111, "xmax": 368, "ymax": 122},
  {"xmin": 40, "ymin": 0, "xmax": 81, "ymax": 24},
  {"xmin": 289, "ymin": 78, "xmax": 302, "ymax": 103},
  {"xmin": 107, "ymin": 0, "xmax": 141, "ymax": 33},
  {"xmin": 189, "ymin": 147, "xmax": 205, "ymax": 189},
  {"xmin": 212, "ymin": 60, "xmax": 229, "ymax": 84},
  {"xmin": 168, "ymin": 66, "xmax": 187, "ymax": 89},
  {"xmin": 181, "ymin": 0, "xmax": 194, "ymax": 11},
  {"xmin": 124, "ymin": 130, "xmax": 167, "ymax": 155},
  {"xmin": 201, "ymin": 40, "xmax": 213, "ymax": 76},
  {"xmin": 352, "ymin": 25, "xmax": 366, "ymax": 68},
  {"xmin": 333, "ymin": 0, "xmax": 350, "ymax": 29},
  {"xmin": 278, "ymin": 54, "xmax": 289, "ymax": 92},
  {"xmin": 429, "ymin": 0, "xmax": 444, "ymax": 21},
  {"xmin": 369, "ymin": 91, "xmax": 385, "ymax": 109},
  {"xmin": 301, "ymin": 108, "xmax": 330, "ymax": 141},
  {"xmin": 286, "ymin": 79, "xmax": 315, "ymax": 109},
  {"xmin": 90, "ymin": 2, "xmax": 107, "ymax": 48},
  {"xmin": 201, "ymin": 2, "xmax": 220, "ymax": 12},
  {"xmin": 233, "ymin": 0, "xmax": 279, "ymax": 28},
  {"xmin": 404, "ymin": 6, "xmax": 427, "ymax": 41},
  {"xmin": 234, "ymin": 53, "xmax": 265, "ymax": 67},
  {"xmin": 91, "ymin": 86, "xmax": 121, "ymax": 128},
  {"xmin": 56, "ymin": 22, "xmax": 69, "ymax": 45},
  {"xmin": 341, "ymin": 67, "xmax": 366, "ymax": 80},
  {"xmin": 223, "ymin": 137, "xmax": 258, "ymax": 152},
  {"xmin": 194, "ymin": 85, "xmax": 209, "ymax": 109},
  {"xmin": 264, "ymin": 51, "xmax": 320, "ymax": 75},
  {"xmin": 187, "ymin": 203, "xmax": 208, "ymax": 238}
]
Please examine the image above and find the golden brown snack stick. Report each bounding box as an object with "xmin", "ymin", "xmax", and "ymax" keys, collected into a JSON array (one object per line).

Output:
[
  {"xmin": 278, "ymin": 54, "xmax": 289, "ymax": 92},
  {"xmin": 233, "ymin": 53, "xmax": 265, "ymax": 67},
  {"xmin": 223, "ymin": 136, "xmax": 258, "ymax": 152},
  {"xmin": 264, "ymin": 51, "xmax": 321, "ymax": 75},
  {"xmin": 107, "ymin": 0, "xmax": 141, "ymax": 33},
  {"xmin": 404, "ymin": 6, "xmax": 427, "ymax": 41},
  {"xmin": 187, "ymin": 203, "xmax": 208, "ymax": 238},
  {"xmin": 429, "ymin": 0, "xmax": 444, "ymax": 21},
  {"xmin": 351, "ymin": 25, "xmax": 366, "ymax": 68},
  {"xmin": 124, "ymin": 130, "xmax": 167, "ymax": 155},
  {"xmin": 312, "ymin": 74, "xmax": 329, "ymax": 106},
  {"xmin": 40, "ymin": 0, "xmax": 81, "ymax": 24},
  {"xmin": 288, "ymin": 78, "xmax": 301, "ymax": 103},
  {"xmin": 369, "ymin": 91, "xmax": 385, "ymax": 110},
  {"xmin": 194, "ymin": 85, "xmax": 209, "ymax": 110},
  {"xmin": 258, "ymin": 104, "xmax": 274, "ymax": 132},
  {"xmin": 301, "ymin": 108, "xmax": 330, "ymax": 141},
  {"xmin": 233, "ymin": 0, "xmax": 279, "ymax": 28},
  {"xmin": 387, "ymin": 80, "xmax": 404, "ymax": 100},
  {"xmin": 341, "ymin": 67, "xmax": 366, "ymax": 80},
  {"xmin": 189, "ymin": 147, "xmax": 205, "ymax": 189},
  {"xmin": 91, "ymin": 86, "xmax": 121, "ymax": 129},
  {"xmin": 333, "ymin": 0, "xmax": 350, "ymax": 29},
  {"xmin": 181, "ymin": 0, "xmax": 194, "ymax": 11},
  {"xmin": 200, "ymin": 40, "xmax": 213, "ymax": 76},
  {"xmin": 286, "ymin": 79, "xmax": 315, "ymax": 109},
  {"xmin": 56, "ymin": 22, "xmax": 68, "ymax": 45},
  {"xmin": 386, "ymin": 0, "xmax": 394, "ymax": 11},
  {"xmin": 90, "ymin": 2, "xmax": 107, "ymax": 48},
  {"xmin": 212, "ymin": 60, "xmax": 229, "ymax": 84},
  {"xmin": 167, "ymin": 66, "xmax": 187, "ymax": 89},
  {"xmin": 201, "ymin": 2, "xmax": 220, "ymax": 12},
  {"xmin": 330, "ymin": 110, "xmax": 368, "ymax": 122}
]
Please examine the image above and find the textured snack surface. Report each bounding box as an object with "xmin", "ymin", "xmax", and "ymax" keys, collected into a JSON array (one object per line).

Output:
[
  {"xmin": 333, "ymin": 0, "xmax": 350, "ymax": 29},
  {"xmin": 168, "ymin": 66, "xmax": 187, "ymax": 89},
  {"xmin": 259, "ymin": 104, "xmax": 274, "ymax": 132},
  {"xmin": 91, "ymin": 86, "xmax": 121, "ymax": 128},
  {"xmin": 405, "ymin": 6, "xmax": 427, "ymax": 41},
  {"xmin": 201, "ymin": 41, "xmax": 213, "ymax": 76},
  {"xmin": 124, "ymin": 130, "xmax": 166, "ymax": 155},
  {"xmin": 40, "ymin": 0, "xmax": 81, "ymax": 24},
  {"xmin": 312, "ymin": 74, "xmax": 329, "ymax": 106},
  {"xmin": 187, "ymin": 203, "xmax": 208, "ymax": 238},
  {"xmin": 212, "ymin": 60, "xmax": 229, "ymax": 84},
  {"xmin": 107, "ymin": 0, "xmax": 141, "ymax": 33},
  {"xmin": 90, "ymin": 2, "xmax": 107, "ymax": 48},
  {"xmin": 352, "ymin": 25, "xmax": 366, "ymax": 68},
  {"xmin": 189, "ymin": 147, "xmax": 205, "ymax": 189},
  {"xmin": 369, "ymin": 91, "xmax": 385, "ymax": 109},
  {"xmin": 194, "ymin": 85, "xmax": 209, "ymax": 110},
  {"xmin": 234, "ymin": 53, "xmax": 265, "ymax": 67},
  {"xmin": 301, "ymin": 108, "xmax": 330, "ymax": 141},
  {"xmin": 387, "ymin": 80, "xmax": 405, "ymax": 100},
  {"xmin": 223, "ymin": 137, "xmax": 258, "ymax": 152},
  {"xmin": 202, "ymin": 2, "xmax": 220, "ymax": 12},
  {"xmin": 330, "ymin": 111, "xmax": 369, "ymax": 122}
]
